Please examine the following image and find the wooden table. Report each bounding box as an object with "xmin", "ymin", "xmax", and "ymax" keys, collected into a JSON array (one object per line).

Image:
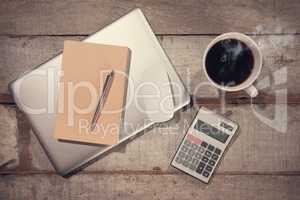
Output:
[{"xmin": 1, "ymin": 1, "xmax": 300, "ymax": 199}]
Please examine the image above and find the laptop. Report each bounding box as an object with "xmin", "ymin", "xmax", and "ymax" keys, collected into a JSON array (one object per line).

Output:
[{"xmin": 9, "ymin": 9, "xmax": 190, "ymax": 176}]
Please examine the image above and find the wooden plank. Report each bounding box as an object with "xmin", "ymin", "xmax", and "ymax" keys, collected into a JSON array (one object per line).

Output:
[
  {"xmin": 2, "ymin": 92, "xmax": 300, "ymax": 105},
  {"xmin": 0, "ymin": 35, "xmax": 299, "ymax": 96},
  {"xmin": 0, "ymin": 174, "xmax": 300, "ymax": 200},
  {"xmin": 0, "ymin": 0, "xmax": 299, "ymax": 35},
  {"xmin": 0, "ymin": 36, "xmax": 83, "ymax": 94},
  {"xmin": 0, "ymin": 106, "xmax": 18, "ymax": 169},
  {"xmin": 1, "ymin": 103, "xmax": 300, "ymax": 173},
  {"xmin": 0, "ymin": 93, "xmax": 14, "ymax": 104}
]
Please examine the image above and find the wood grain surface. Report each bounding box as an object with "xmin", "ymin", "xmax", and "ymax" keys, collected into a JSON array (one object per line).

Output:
[
  {"xmin": 0, "ymin": 35, "xmax": 298, "ymax": 97},
  {"xmin": 0, "ymin": 103, "xmax": 299, "ymax": 174},
  {"xmin": 1, "ymin": 1, "xmax": 300, "ymax": 199},
  {"xmin": 1, "ymin": 174, "xmax": 300, "ymax": 200},
  {"xmin": 0, "ymin": 0, "xmax": 299, "ymax": 35}
]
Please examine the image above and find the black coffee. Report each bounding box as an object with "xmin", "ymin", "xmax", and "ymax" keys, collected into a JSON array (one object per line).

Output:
[{"xmin": 205, "ymin": 39, "xmax": 254, "ymax": 86}]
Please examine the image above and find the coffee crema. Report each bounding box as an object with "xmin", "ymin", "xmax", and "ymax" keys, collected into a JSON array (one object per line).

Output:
[{"xmin": 205, "ymin": 38, "xmax": 254, "ymax": 87}]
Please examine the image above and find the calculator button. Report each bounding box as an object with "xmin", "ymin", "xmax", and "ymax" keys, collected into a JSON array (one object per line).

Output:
[
  {"xmin": 185, "ymin": 155, "xmax": 193, "ymax": 162},
  {"xmin": 215, "ymin": 148, "xmax": 222, "ymax": 155},
  {"xmin": 175, "ymin": 156, "xmax": 183, "ymax": 164},
  {"xmin": 181, "ymin": 146, "xmax": 188, "ymax": 153},
  {"xmin": 182, "ymin": 161, "xmax": 189, "ymax": 167},
  {"xmin": 191, "ymin": 143, "xmax": 198, "ymax": 150},
  {"xmin": 178, "ymin": 151, "xmax": 186, "ymax": 158},
  {"xmin": 183, "ymin": 140, "xmax": 191, "ymax": 147},
  {"xmin": 195, "ymin": 153, "xmax": 202, "ymax": 160},
  {"xmin": 201, "ymin": 141, "xmax": 208, "ymax": 148},
  {"xmin": 205, "ymin": 150, "xmax": 212, "ymax": 157},
  {"xmin": 189, "ymin": 164, "xmax": 197, "ymax": 171},
  {"xmin": 196, "ymin": 162, "xmax": 205, "ymax": 174},
  {"xmin": 208, "ymin": 145, "xmax": 215, "ymax": 152},
  {"xmin": 184, "ymin": 141, "xmax": 192, "ymax": 148},
  {"xmin": 199, "ymin": 147, "xmax": 205, "ymax": 154},
  {"xmin": 187, "ymin": 134, "xmax": 202, "ymax": 144},
  {"xmin": 188, "ymin": 149, "xmax": 196, "ymax": 157},
  {"xmin": 202, "ymin": 171, "xmax": 210, "ymax": 177},
  {"xmin": 208, "ymin": 160, "xmax": 216, "ymax": 166},
  {"xmin": 196, "ymin": 145, "xmax": 202, "ymax": 152},
  {"xmin": 192, "ymin": 158, "xmax": 200, "ymax": 166},
  {"xmin": 205, "ymin": 165, "xmax": 213, "ymax": 172},
  {"xmin": 211, "ymin": 154, "xmax": 219, "ymax": 161},
  {"xmin": 202, "ymin": 156, "xmax": 209, "ymax": 163}
]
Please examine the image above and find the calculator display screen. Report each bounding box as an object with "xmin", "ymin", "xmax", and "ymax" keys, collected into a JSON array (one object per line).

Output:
[{"xmin": 194, "ymin": 120, "xmax": 229, "ymax": 143}]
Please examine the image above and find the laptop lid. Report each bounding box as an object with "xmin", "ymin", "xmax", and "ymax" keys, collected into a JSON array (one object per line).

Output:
[{"xmin": 9, "ymin": 9, "xmax": 190, "ymax": 175}]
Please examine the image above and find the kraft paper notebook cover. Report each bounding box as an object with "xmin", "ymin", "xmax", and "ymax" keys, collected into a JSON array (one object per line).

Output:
[{"xmin": 54, "ymin": 41, "xmax": 130, "ymax": 145}]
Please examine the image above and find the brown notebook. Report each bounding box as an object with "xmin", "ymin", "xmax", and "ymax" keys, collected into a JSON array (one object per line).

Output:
[{"xmin": 53, "ymin": 41, "xmax": 130, "ymax": 145}]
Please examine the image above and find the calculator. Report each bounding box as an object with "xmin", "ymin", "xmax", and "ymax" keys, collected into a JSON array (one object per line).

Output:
[{"xmin": 171, "ymin": 107, "xmax": 239, "ymax": 183}]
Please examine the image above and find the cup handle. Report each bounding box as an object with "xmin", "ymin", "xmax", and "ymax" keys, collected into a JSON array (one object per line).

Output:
[{"xmin": 244, "ymin": 85, "xmax": 258, "ymax": 98}]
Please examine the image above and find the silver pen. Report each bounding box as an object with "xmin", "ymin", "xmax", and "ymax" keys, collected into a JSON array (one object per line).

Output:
[{"xmin": 90, "ymin": 70, "xmax": 114, "ymax": 131}]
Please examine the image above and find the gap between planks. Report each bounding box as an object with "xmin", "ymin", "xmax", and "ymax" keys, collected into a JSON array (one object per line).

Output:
[
  {"xmin": 1, "ymin": 33, "xmax": 300, "ymax": 38},
  {"xmin": 1, "ymin": 93, "xmax": 300, "ymax": 105},
  {"xmin": 1, "ymin": 170, "xmax": 300, "ymax": 176}
]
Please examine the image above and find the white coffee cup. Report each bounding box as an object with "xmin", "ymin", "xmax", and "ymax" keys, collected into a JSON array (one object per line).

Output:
[{"xmin": 203, "ymin": 32, "xmax": 262, "ymax": 97}]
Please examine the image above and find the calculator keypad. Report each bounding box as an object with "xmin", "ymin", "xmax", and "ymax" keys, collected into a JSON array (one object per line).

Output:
[{"xmin": 174, "ymin": 134, "xmax": 222, "ymax": 179}]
